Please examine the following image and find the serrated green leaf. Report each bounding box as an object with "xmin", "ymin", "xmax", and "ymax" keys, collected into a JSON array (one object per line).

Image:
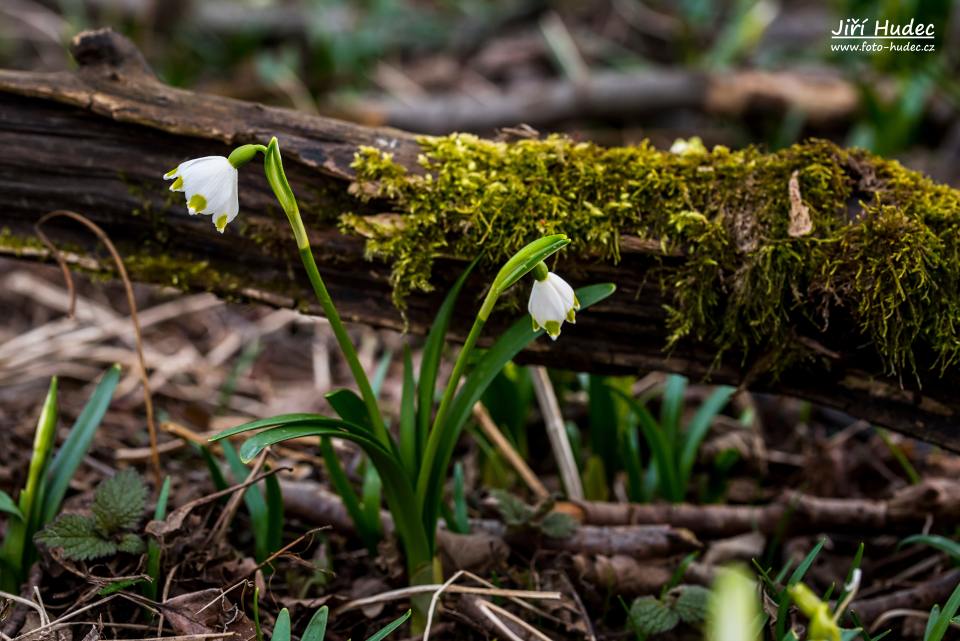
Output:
[
  {"xmin": 93, "ymin": 469, "xmax": 147, "ymax": 533},
  {"xmin": 540, "ymin": 512, "xmax": 578, "ymax": 539},
  {"xmin": 35, "ymin": 514, "xmax": 116, "ymax": 561},
  {"xmin": 673, "ymin": 585, "xmax": 710, "ymax": 624},
  {"xmin": 117, "ymin": 532, "xmax": 145, "ymax": 554},
  {"xmin": 630, "ymin": 596, "xmax": 680, "ymax": 636},
  {"xmin": 490, "ymin": 489, "xmax": 532, "ymax": 526}
]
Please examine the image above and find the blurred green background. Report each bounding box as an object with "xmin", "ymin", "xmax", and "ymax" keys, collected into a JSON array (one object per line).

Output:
[{"xmin": 2, "ymin": 0, "xmax": 958, "ymax": 181}]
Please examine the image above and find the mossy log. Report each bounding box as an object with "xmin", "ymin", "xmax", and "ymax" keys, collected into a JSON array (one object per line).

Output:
[{"xmin": 2, "ymin": 29, "xmax": 960, "ymax": 451}]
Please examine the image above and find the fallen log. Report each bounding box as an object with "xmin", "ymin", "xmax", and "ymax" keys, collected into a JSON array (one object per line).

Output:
[{"xmin": 2, "ymin": 29, "xmax": 960, "ymax": 451}]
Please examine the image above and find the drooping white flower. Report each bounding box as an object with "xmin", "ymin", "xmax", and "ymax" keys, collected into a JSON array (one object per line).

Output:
[
  {"xmin": 528, "ymin": 271, "xmax": 580, "ymax": 340},
  {"xmin": 164, "ymin": 156, "xmax": 239, "ymax": 233}
]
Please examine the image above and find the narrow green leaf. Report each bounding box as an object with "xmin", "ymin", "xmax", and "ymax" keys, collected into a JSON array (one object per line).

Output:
[
  {"xmin": 612, "ymin": 389, "xmax": 680, "ymax": 502},
  {"xmin": 371, "ymin": 350, "xmax": 393, "ymax": 398},
  {"xmin": 0, "ymin": 490, "xmax": 23, "ymax": 521},
  {"xmin": 901, "ymin": 534, "xmax": 960, "ymax": 561},
  {"xmin": 399, "ymin": 345, "xmax": 418, "ymax": 475},
  {"xmin": 417, "ymin": 259, "xmax": 477, "ymax": 446},
  {"xmin": 264, "ymin": 471, "xmax": 284, "ymax": 555},
  {"xmin": 222, "ymin": 441, "xmax": 270, "ymax": 562},
  {"xmin": 211, "ymin": 413, "xmax": 333, "ymax": 442},
  {"xmin": 926, "ymin": 582, "xmax": 960, "ymax": 641},
  {"xmin": 198, "ymin": 445, "xmax": 229, "ymax": 492},
  {"xmin": 302, "ymin": 605, "xmax": 329, "ymax": 641},
  {"xmin": 360, "ymin": 463, "xmax": 383, "ymax": 542},
  {"xmin": 451, "ymin": 461, "xmax": 470, "ymax": 534},
  {"xmin": 145, "ymin": 476, "xmax": 171, "ymax": 600},
  {"xmin": 661, "ymin": 374, "xmax": 687, "ymax": 444},
  {"xmin": 320, "ymin": 437, "xmax": 380, "ymax": 551},
  {"xmin": 43, "ymin": 365, "xmax": 120, "ymax": 524},
  {"xmin": 239, "ymin": 423, "xmax": 431, "ymax": 574},
  {"xmin": 364, "ymin": 609, "xmax": 411, "ymax": 641},
  {"xmin": 678, "ymin": 385, "xmax": 734, "ymax": 489},
  {"xmin": 271, "ymin": 608, "xmax": 291, "ymax": 641}
]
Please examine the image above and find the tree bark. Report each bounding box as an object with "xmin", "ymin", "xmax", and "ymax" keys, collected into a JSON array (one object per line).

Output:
[{"xmin": 1, "ymin": 29, "xmax": 959, "ymax": 451}]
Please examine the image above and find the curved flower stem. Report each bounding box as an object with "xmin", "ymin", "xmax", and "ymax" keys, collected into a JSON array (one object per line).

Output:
[
  {"xmin": 417, "ymin": 292, "xmax": 496, "ymax": 503},
  {"xmin": 297, "ymin": 245, "xmax": 388, "ymax": 442},
  {"xmin": 259, "ymin": 138, "xmax": 388, "ymax": 444}
]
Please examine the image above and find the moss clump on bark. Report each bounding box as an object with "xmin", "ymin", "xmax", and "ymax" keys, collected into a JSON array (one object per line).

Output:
[{"xmin": 343, "ymin": 134, "xmax": 960, "ymax": 378}]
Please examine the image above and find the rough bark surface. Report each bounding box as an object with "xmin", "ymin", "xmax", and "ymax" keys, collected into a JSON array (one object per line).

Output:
[{"xmin": 2, "ymin": 29, "xmax": 959, "ymax": 450}]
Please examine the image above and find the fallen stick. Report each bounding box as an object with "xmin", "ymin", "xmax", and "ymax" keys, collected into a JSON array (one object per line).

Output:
[
  {"xmin": 279, "ymin": 480, "xmax": 699, "ymax": 561},
  {"xmin": 570, "ymin": 479, "xmax": 960, "ymax": 537},
  {"xmin": 3, "ymin": 29, "xmax": 960, "ymax": 450}
]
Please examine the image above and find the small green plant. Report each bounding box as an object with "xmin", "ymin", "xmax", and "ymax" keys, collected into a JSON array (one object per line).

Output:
[
  {"xmin": 489, "ymin": 489, "xmax": 578, "ymax": 539},
  {"xmin": 922, "ymin": 581, "xmax": 960, "ymax": 641},
  {"xmin": 36, "ymin": 469, "xmax": 147, "ymax": 561},
  {"xmin": 0, "ymin": 365, "xmax": 120, "ymax": 592},
  {"xmin": 259, "ymin": 603, "xmax": 410, "ymax": 641},
  {"xmin": 610, "ymin": 374, "xmax": 735, "ymax": 503},
  {"xmin": 166, "ymin": 138, "xmax": 613, "ymax": 615},
  {"xmin": 629, "ymin": 584, "xmax": 711, "ymax": 639},
  {"xmin": 198, "ymin": 440, "xmax": 284, "ymax": 563}
]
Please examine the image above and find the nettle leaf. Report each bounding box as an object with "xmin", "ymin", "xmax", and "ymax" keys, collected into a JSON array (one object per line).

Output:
[
  {"xmin": 490, "ymin": 490, "xmax": 533, "ymax": 526},
  {"xmin": 117, "ymin": 532, "xmax": 145, "ymax": 555},
  {"xmin": 629, "ymin": 596, "xmax": 680, "ymax": 637},
  {"xmin": 540, "ymin": 512, "xmax": 578, "ymax": 539},
  {"xmin": 672, "ymin": 585, "xmax": 710, "ymax": 624},
  {"xmin": 36, "ymin": 514, "xmax": 116, "ymax": 561},
  {"xmin": 93, "ymin": 469, "xmax": 147, "ymax": 533}
]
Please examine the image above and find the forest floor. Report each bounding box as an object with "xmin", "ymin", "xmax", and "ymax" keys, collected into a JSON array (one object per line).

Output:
[{"xmin": 2, "ymin": 257, "xmax": 959, "ymax": 641}]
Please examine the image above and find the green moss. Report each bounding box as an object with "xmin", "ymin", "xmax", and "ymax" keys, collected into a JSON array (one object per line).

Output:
[{"xmin": 343, "ymin": 134, "xmax": 960, "ymax": 379}]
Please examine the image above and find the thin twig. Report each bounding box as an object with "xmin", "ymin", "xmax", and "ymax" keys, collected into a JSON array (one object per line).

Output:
[
  {"xmin": 34, "ymin": 210, "xmax": 161, "ymax": 486},
  {"xmin": 529, "ymin": 366, "xmax": 583, "ymax": 500},
  {"xmin": 472, "ymin": 403, "xmax": 548, "ymax": 499}
]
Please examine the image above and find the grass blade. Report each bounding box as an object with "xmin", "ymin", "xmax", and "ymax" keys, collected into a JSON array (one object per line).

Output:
[
  {"xmin": 678, "ymin": 385, "xmax": 734, "ymax": 490},
  {"xmin": 43, "ymin": 365, "xmax": 121, "ymax": 524},
  {"xmin": 145, "ymin": 476, "xmax": 171, "ymax": 600},
  {"xmin": 364, "ymin": 610, "xmax": 412, "ymax": 641},
  {"xmin": 302, "ymin": 605, "xmax": 329, "ymax": 641},
  {"xmin": 222, "ymin": 440, "xmax": 270, "ymax": 562},
  {"xmin": 399, "ymin": 345, "xmax": 418, "ymax": 475},
  {"xmin": 272, "ymin": 608, "xmax": 291, "ymax": 641},
  {"xmin": 417, "ymin": 259, "xmax": 477, "ymax": 447},
  {"xmin": 901, "ymin": 534, "xmax": 960, "ymax": 561}
]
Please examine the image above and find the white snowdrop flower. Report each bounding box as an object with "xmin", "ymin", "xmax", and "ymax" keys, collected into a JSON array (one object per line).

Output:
[
  {"xmin": 164, "ymin": 156, "xmax": 240, "ymax": 233},
  {"xmin": 528, "ymin": 269, "xmax": 580, "ymax": 340}
]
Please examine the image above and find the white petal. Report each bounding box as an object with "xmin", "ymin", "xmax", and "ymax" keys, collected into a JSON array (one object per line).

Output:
[
  {"xmin": 545, "ymin": 272, "xmax": 577, "ymax": 311},
  {"xmin": 528, "ymin": 279, "xmax": 568, "ymax": 325}
]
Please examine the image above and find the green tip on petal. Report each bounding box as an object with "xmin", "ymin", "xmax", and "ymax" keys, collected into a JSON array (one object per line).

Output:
[
  {"xmin": 544, "ymin": 320, "xmax": 562, "ymax": 338},
  {"xmin": 566, "ymin": 309, "xmax": 576, "ymax": 323},
  {"xmin": 531, "ymin": 317, "xmax": 541, "ymax": 332},
  {"xmin": 169, "ymin": 176, "xmax": 184, "ymax": 191},
  {"xmin": 215, "ymin": 214, "xmax": 228, "ymax": 232},
  {"xmin": 164, "ymin": 167, "xmax": 179, "ymax": 179},
  {"xmin": 187, "ymin": 194, "xmax": 207, "ymax": 214},
  {"xmin": 573, "ymin": 294, "xmax": 581, "ymax": 310}
]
